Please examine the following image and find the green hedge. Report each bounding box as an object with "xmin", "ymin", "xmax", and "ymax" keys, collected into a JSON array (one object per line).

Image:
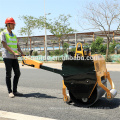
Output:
[
  {"xmin": 49, "ymin": 50, "xmax": 64, "ymax": 56},
  {"xmin": 91, "ymin": 37, "xmax": 119, "ymax": 55}
]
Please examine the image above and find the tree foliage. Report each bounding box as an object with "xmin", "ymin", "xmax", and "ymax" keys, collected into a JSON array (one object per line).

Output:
[
  {"xmin": 47, "ymin": 14, "xmax": 76, "ymax": 47},
  {"xmin": 91, "ymin": 37, "xmax": 106, "ymax": 54},
  {"xmin": 19, "ymin": 15, "xmax": 38, "ymax": 36},
  {"xmin": 36, "ymin": 16, "xmax": 46, "ymax": 29},
  {"xmin": 109, "ymin": 41, "xmax": 120, "ymax": 54},
  {"xmin": 90, "ymin": 37, "xmax": 120, "ymax": 55},
  {"xmin": 63, "ymin": 42, "xmax": 69, "ymax": 52},
  {"xmin": 19, "ymin": 15, "xmax": 44, "ymax": 53}
]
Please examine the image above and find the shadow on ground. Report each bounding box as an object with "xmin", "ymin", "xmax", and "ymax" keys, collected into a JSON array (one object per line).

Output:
[
  {"xmin": 72, "ymin": 97, "xmax": 120, "ymax": 109},
  {"xmin": 19, "ymin": 92, "xmax": 62, "ymax": 99},
  {"xmin": 90, "ymin": 97, "xmax": 120, "ymax": 109}
]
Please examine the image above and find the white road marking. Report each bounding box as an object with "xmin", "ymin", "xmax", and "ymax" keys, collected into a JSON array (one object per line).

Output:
[{"xmin": 0, "ymin": 110, "xmax": 57, "ymax": 120}]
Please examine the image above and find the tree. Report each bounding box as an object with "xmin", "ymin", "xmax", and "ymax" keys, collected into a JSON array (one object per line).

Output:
[
  {"xmin": 48, "ymin": 14, "xmax": 76, "ymax": 49},
  {"xmin": 19, "ymin": 15, "xmax": 44, "ymax": 53},
  {"xmin": 51, "ymin": 40, "xmax": 57, "ymax": 51},
  {"xmin": 63, "ymin": 42, "xmax": 69, "ymax": 53},
  {"xmin": 79, "ymin": 0, "xmax": 120, "ymax": 60},
  {"xmin": 19, "ymin": 15, "xmax": 37, "ymax": 52},
  {"xmin": 36, "ymin": 16, "xmax": 45, "ymax": 29}
]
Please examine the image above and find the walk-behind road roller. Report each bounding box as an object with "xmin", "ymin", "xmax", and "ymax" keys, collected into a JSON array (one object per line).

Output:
[{"xmin": 22, "ymin": 43, "xmax": 117, "ymax": 107}]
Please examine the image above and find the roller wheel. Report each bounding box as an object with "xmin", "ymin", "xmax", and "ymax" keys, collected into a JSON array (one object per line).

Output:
[{"xmin": 69, "ymin": 87, "xmax": 98, "ymax": 107}]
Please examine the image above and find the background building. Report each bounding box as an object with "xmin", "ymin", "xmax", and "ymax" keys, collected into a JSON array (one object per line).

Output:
[{"xmin": 17, "ymin": 30, "xmax": 120, "ymax": 53}]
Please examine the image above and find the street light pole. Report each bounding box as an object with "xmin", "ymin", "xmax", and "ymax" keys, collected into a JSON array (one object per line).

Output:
[
  {"xmin": 75, "ymin": 16, "xmax": 77, "ymax": 47},
  {"xmin": 75, "ymin": 33, "xmax": 77, "ymax": 47},
  {"xmin": 44, "ymin": 0, "xmax": 47, "ymax": 61}
]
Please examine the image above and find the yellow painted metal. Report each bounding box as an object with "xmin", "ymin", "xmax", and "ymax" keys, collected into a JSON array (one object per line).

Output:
[
  {"xmin": 92, "ymin": 54, "xmax": 115, "ymax": 99},
  {"xmin": 74, "ymin": 42, "xmax": 91, "ymax": 57},
  {"xmin": 22, "ymin": 56, "xmax": 43, "ymax": 69},
  {"xmin": 106, "ymin": 72, "xmax": 115, "ymax": 89},
  {"xmin": 74, "ymin": 43, "xmax": 115, "ymax": 99},
  {"xmin": 74, "ymin": 43, "xmax": 84, "ymax": 57},
  {"xmin": 22, "ymin": 44, "xmax": 116, "ymax": 100},
  {"xmin": 62, "ymin": 80, "xmax": 69, "ymax": 102},
  {"xmin": 88, "ymin": 82, "xmax": 97, "ymax": 98}
]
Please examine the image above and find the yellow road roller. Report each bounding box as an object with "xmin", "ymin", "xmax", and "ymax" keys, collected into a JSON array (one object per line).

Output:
[{"xmin": 22, "ymin": 42, "xmax": 117, "ymax": 107}]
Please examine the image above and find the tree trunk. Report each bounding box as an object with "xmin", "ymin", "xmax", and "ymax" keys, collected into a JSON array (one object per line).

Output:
[
  {"xmin": 106, "ymin": 37, "xmax": 110, "ymax": 61},
  {"xmin": 30, "ymin": 37, "xmax": 32, "ymax": 51},
  {"xmin": 26, "ymin": 37, "xmax": 29, "ymax": 54},
  {"xmin": 53, "ymin": 44, "xmax": 54, "ymax": 52},
  {"xmin": 25, "ymin": 43, "xmax": 27, "ymax": 54},
  {"xmin": 62, "ymin": 39, "xmax": 64, "ymax": 50},
  {"xmin": 59, "ymin": 38, "xmax": 60, "ymax": 50}
]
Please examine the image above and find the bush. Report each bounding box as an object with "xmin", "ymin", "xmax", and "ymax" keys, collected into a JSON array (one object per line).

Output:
[
  {"xmin": 105, "ymin": 55, "xmax": 113, "ymax": 62},
  {"xmin": 109, "ymin": 41, "xmax": 119, "ymax": 54},
  {"xmin": 63, "ymin": 42, "xmax": 69, "ymax": 52},
  {"xmin": 83, "ymin": 43, "xmax": 89, "ymax": 49},
  {"xmin": 0, "ymin": 52, "xmax": 2, "ymax": 56},
  {"xmin": 70, "ymin": 47, "xmax": 76, "ymax": 52},
  {"xmin": 49, "ymin": 51, "xmax": 54, "ymax": 56},
  {"xmin": 91, "ymin": 36, "xmax": 105, "ymax": 54},
  {"xmin": 91, "ymin": 37, "xmax": 120, "ymax": 55},
  {"xmin": 99, "ymin": 44, "xmax": 107, "ymax": 55},
  {"xmin": 91, "ymin": 41, "xmax": 96, "ymax": 53},
  {"xmin": 33, "ymin": 51, "xmax": 38, "ymax": 56},
  {"xmin": 22, "ymin": 51, "xmax": 29, "ymax": 56},
  {"xmin": 39, "ymin": 51, "xmax": 45, "ymax": 56},
  {"xmin": 0, "ymin": 57, "xmax": 3, "ymax": 61},
  {"xmin": 49, "ymin": 50, "xmax": 64, "ymax": 56},
  {"xmin": 90, "ymin": 37, "xmax": 108, "ymax": 55}
]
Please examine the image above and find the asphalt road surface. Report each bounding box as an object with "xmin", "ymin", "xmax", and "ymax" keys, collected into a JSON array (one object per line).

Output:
[{"xmin": 0, "ymin": 67, "xmax": 120, "ymax": 120}]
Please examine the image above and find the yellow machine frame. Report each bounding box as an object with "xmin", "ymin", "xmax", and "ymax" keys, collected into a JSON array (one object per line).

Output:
[
  {"xmin": 62, "ymin": 43, "xmax": 116, "ymax": 102},
  {"xmin": 22, "ymin": 42, "xmax": 116, "ymax": 103},
  {"xmin": 74, "ymin": 43, "xmax": 84, "ymax": 57},
  {"xmin": 74, "ymin": 42, "xmax": 91, "ymax": 57}
]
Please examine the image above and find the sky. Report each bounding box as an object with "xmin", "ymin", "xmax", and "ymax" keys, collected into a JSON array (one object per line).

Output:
[{"xmin": 0, "ymin": 0, "xmax": 119, "ymax": 37}]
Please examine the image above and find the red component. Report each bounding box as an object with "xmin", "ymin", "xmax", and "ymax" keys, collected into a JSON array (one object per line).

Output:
[{"xmin": 5, "ymin": 17, "xmax": 16, "ymax": 24}]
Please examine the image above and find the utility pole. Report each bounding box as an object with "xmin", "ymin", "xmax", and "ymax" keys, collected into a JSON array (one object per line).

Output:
[
  {"xmin": 75, "ymin": 33, "xmax": 77, "ymax": 47},
  {"xmin": 75, "ymin": 16, "xmax": 77, "ymax": 47},
  {"xmin": 44, "ymin": 0, "xmax": 47, "ymax": 61}
]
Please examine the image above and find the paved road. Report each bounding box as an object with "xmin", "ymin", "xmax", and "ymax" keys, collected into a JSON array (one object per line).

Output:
[{"xmin": 0, "ymin": 67, "xmax": 120, "ymax": 120}]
